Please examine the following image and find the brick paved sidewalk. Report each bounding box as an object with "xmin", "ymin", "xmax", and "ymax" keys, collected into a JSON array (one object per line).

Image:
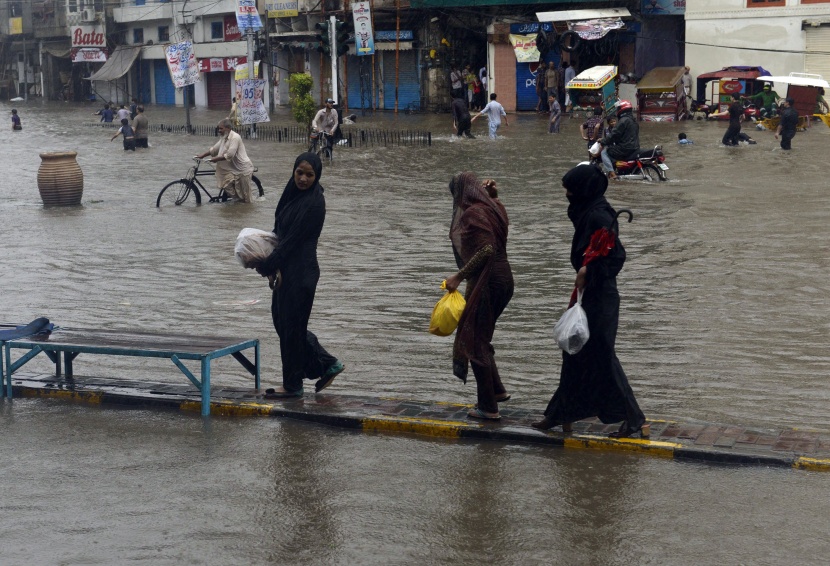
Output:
[{"xmin": 7, "ymin": 371, "xmax": 830, "ymax": 471}]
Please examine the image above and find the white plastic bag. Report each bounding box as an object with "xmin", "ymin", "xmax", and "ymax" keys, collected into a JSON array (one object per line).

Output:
[
  {"xmin": 588, "ymin": 141, "xmax": 602, "ymax": 158},
  {"xmin": 235, "ymin": 228, "xmax": 278, "ymax": 269},
  {"xmin": 553, "ymin": 289, "xmax": 590, "ymax": 355}
]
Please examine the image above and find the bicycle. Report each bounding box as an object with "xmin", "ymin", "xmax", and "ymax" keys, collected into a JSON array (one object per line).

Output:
[
  {"xmin": 156, "ymin": 157, "xmax": 264, "ymax": 207},
  {"xmin": 308, "ymin": 131, "xmax": 334, "ymax": 164}
]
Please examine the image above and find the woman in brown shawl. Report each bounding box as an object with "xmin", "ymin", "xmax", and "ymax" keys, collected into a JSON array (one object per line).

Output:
[
  {"xmin": 445, "ymin": 173, "xmax": 514, "ymax": 420},
  {"xmin": 531, "ymin": 164, "xmax": 645, "ymax": 437}
]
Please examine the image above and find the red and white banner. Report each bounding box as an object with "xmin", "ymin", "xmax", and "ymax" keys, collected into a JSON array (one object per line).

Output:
[
  {"xmin": 198, "ymin": 56, "xmax": 248, "ymax": 73},
  {"xmin": 224, "ymin": 15, "xmax": 242, "ymax": 41},
  {"xmin": 72, "ymin": 47, "xmax": 108, "ymax": 63}
]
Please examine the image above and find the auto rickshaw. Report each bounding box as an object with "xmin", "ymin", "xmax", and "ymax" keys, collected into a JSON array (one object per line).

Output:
[{"xmin": 566, "ymin": 65, "xmax": 618, "ymax": 119}]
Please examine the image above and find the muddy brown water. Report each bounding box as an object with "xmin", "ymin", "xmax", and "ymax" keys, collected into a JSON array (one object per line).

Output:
[{"xmin": 2, "ymin": 100, "xmax": 829, "ymax": 564}]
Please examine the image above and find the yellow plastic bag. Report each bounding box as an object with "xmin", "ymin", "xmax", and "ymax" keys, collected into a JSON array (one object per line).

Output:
[{"xmin": 429, "ymin": 280, "xmax": 466, "ymax": 336}]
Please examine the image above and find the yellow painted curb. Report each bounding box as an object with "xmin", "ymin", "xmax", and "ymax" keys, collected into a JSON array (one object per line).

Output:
[
  {"xmin": 19, "ymin": 388, "xmax": 103, "ymax": 404},
  {"xmin": 793, "ymin": 457, "xmax": 830, "ymax": 472},
  {"xmin": 180, "ymin": 401, "xmax": 274, "ymax": 417},
  {"xmin": 564, "ymin": 435, "xmax": 681, "ymax": 459},
  {"xmin": 363, "ymin": 415, "xmax": 471, "ymax": 438}
]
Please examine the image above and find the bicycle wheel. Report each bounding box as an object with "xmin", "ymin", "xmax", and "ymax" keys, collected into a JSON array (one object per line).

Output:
[
  {"xmin": 318, "ymin": 146, "xmax": 333, "ymax": 164},
  {"xmin": 251, "ymin": 175, "xmax": 264, "ymax": 198},
  {"xmin": 156, "ymin": 180, "xmax": 201, "ymax": 207}
]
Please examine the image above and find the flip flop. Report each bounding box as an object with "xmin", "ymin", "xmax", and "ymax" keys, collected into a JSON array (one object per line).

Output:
[
  {"xmin": 495, "ymin": 393, "xmax": 511, "ymax": 403},
  {"xmin": 263, "ymin": 387, "xmax": 304, "ymax": 399},
  {"xmin": 467, "ymin": 407, "xmax": 501, "ymax": 421},
  {"xmin": 315, "ymin": 361, "xmax": 345, "ymax": 393}
]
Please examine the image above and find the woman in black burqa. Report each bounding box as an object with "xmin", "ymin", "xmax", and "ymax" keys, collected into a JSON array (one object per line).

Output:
[
  {"xmin": 256, "ymin": 152, "xmax": 344, "ymax": 398},
  {"xmin": 446, "ymin": 172, "xmax": 514, "ymax": 420},
  {"xmin": 532, "ymin": 164, "xmax": 646, "ymax": 437}
]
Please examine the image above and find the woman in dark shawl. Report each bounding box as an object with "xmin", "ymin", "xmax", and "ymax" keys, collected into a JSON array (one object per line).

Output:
[
  {"xmin": 256, "ymin": 152, "xmax": 344, "ymax": 398},
  {"xmin": 445, "ymin": 173, "xmax": 514, "ymax": 420},
  {"xmin": 532, "ymin": 164, "xmax": 646, "ymax": 437}
]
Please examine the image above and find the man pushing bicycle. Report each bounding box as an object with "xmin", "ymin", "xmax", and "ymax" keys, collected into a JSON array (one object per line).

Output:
[{"xmin": 195, "ymin": 118, "xmax": 255, "ymax": 203}]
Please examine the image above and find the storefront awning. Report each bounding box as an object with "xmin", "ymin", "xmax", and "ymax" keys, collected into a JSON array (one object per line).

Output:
[
  {"xmin": 85, "ymin": 46, "xmax": 142, "ymax": 81},
  {"xmin": 42, "ymin": 43, "xmax": 72, "ymax": 59}
]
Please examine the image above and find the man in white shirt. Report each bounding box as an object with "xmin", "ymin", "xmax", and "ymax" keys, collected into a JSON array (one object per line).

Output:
[
  {"xmin": 196, "ymin": 119, "xmax": 255, "ymax": 202},
  {"xmin": 312, "ymin": 98, "xmax": 338, "ymax": 153},
  {"xmin": 471, "ymin": 92, "xmax": 509, "ymax": 139}
]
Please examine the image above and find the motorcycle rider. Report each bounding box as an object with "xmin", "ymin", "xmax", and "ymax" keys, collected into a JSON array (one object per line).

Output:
[{"xmin": 597, "ymin": 100, "xmax": 640, "ymax": 180}]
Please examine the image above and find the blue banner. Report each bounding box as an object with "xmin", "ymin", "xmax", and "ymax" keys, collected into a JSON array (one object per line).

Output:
[
  {"xmin": 236, "ymin": 0, "xmax": 263, "ymax": 31},
  {"xmin": 642, "ymin": 0, "xmax": 685, "ymax": 16}
]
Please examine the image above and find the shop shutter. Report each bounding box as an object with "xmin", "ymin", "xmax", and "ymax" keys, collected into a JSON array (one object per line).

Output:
[
  {"xmin": 154, "ymin": 59, "xmax": 175, "ymax": 104},
  {"xmin": 382, "ymin": 50, "xmax": 419, "ymax": 110},
  {"xmin": 206, "ymin": 71, "xmax": 233, "ymax": 110},
  {"xmin": 516, "ymin": 54, "xmax": 560, "ymax": 112},
  {"xmin": 806, "ymin": 25, "xmax": 830, "ymax": 82}
]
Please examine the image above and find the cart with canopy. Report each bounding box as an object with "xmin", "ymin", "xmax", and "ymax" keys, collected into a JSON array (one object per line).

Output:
[
  {"xmin": 636, "ymin": 66, "xmax": 687, "ymax": 122},
  {"xmin": 755, "ymin": 73, "xmax": 830, "ymax": 130}
]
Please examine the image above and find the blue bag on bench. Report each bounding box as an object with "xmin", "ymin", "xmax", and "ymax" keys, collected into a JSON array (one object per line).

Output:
[{"xmin": 0, "ymin": 318, "xmax": 53, "ymax": 341}]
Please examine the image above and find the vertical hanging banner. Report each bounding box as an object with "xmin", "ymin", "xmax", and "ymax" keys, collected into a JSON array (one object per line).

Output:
[
  {"xmin": 352, "ymin": 2, "xmax": 375, "ymax": 56},
  {"xmin": 237, "ymin": 79, "xmax": 270, "ymax": 124},
  {"xmin": 236, "ymin": 0, "xmax": 263, "ymax": 31},
  {"xmin": 164, "ymin": 41, "xmax": 199, "ymax": 88},
  {"xmin": 165, "ymin": 41, "xmax": 200, "ymax": 87},
  {"xmin": 509, "ymin": 34, "xmax": 540, "ymax": 63}
]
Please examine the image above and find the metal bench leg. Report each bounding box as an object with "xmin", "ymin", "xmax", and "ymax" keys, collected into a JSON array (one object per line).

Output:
[
  {"xmin": 255, "ymin": 341, "xmax": 260, "ymax": 391},
  {"xmin": 3, "ymin": 342, "xmax": 8, "ymax": 398},
  {"xmin": 201, "ymin": 358, "xmax": 211, "ymax": 417}
]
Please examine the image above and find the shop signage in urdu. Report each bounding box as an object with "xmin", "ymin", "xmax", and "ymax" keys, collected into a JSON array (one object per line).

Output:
[
  {"xmin": 375, "ymin": 30, "xmax": 413, "ymax": 41},
  {"xmin": 71, "ymin": 48, "xmax": 108, "ymax": 63},
  {"xmin": 165, "ymin": 41, "xmax": 200, "ymax": 88},
  {"xmin": 198, "ymin": 57, "xmax": 248, "ymax": 73},
  {"xmin": 236, "ymin": 0, "xmax": 263, "ymax": 32},
  {"xmin": 236, "ymin": 78, "xmax": 269, "ymax": 125}
]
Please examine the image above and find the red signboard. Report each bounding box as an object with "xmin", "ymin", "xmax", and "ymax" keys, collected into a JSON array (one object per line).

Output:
[
  {"xmin": 720, "ymin": 80, "xmax": 744, "ymax": 94},
  {"xmin": 198, "ymin": 56, "xmax": 248, "ymax": 73},
  {"xmin": 224, "ymin": 15, "xmax": 241, "ymax": 41}
]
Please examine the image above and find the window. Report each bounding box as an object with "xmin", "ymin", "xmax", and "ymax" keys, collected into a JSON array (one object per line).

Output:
[
  {"xmin": 211, "ymin": 21, "xmax": 223, "ymax": 40},
  {"xmin": 747, "ymin": 0, "xmax": 785, "ymax": 6},
  {"xmin": 158, "ymin": 26, "xmax": 169, "ymax": 42},
  {"xmin": 133, "ymin": 28, "xmax": 144, "ymax": 44},
  {"xmin": 68, "ymin": 0, "xmax": 78, "ymax": 12},
  {"xmin": 802, "ymin": 0, "xmax": 830, "ymax": 4}
]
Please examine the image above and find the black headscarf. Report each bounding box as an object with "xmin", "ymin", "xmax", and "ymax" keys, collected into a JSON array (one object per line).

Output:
[
  {"xmin": 276, "ymin": 152, "xmax": 324, "ymax": 217},
  {"xmin": 562, "ymin": 164, "xmax": 608, "ymax": 225},
  {"xmin": 259, "ymin": 152, "xmax": 326, "ymax": 276}
]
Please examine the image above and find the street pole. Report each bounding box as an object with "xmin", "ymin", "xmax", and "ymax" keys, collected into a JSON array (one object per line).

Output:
[
  {"xmin": 330, "ymin": 15, "xmax": 338, "ymax": 104},
  {"xmin": 246, "ymin": 29, "xmax": 257, "ymax": 138},
  {"xmin": 172, "ymin": 5, "xmax": 191, "ymax": 133}
]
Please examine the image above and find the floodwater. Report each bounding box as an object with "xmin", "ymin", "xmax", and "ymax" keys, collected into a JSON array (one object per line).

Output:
[{"xmin": 2, "ymin": 100, "xmax": 830, "ymax": 564}]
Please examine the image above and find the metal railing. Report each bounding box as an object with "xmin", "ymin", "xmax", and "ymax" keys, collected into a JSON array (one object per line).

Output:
[{"xmin": 86, "ymin": 122, "xmax": 433, "ymax": 147}]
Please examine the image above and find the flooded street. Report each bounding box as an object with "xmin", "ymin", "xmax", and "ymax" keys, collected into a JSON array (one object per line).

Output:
[{"xmin": 2, "ymin": 100, "xmax": 830, "ymax": 563}]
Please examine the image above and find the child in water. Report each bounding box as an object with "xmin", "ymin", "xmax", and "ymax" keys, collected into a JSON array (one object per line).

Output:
[
  {"xmin": 110, "ymin": 118, "xmax": 136, "ymax": 151},
  {"xmin": 678, "ymin": 132, "xmax": 693, "ymax": 144},
  {"xmin": 11, "ymin": 109, "xmax": 21, "ymax": 131}
]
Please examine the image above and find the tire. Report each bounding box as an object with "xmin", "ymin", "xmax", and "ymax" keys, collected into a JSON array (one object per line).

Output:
[
  {"xmin": 251, "ymin": 175, "xmax": 264, "ymax": 198},
  {"xmin": 157, "ymin": 180, "xmax": 201, "ymax": 207},
  {"xmin": 642, "ymin": 164, "xmax": 667, "ymax": 182},
  {"xmin": 560, "ymin": 30, "xmax": 580, "ymax": 53},
  {"xmin": 318, "ymin": 146, "xmax": 333, "ymax": 164}
]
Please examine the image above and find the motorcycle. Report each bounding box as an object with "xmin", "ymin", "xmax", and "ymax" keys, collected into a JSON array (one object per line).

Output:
[{"xmin": 583, "ymin": 144, "xmax": 669, "ymax": 182}]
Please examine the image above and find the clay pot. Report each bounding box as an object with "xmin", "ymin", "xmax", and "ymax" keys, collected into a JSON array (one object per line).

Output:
[{"xmin": 37, "ymin": 151, "xmax": 84, "ymax": 206}]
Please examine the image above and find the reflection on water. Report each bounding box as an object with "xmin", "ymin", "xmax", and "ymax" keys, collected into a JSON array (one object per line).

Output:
[
  {"xmin": 2, "ymin": 100, "xmax": 829, "ymax": 430},
  {"xmin": 1, "ymin": 404, "xmax": 829, "ymax": 564}
]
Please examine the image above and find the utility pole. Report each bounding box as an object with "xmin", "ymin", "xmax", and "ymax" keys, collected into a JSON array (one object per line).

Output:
[
  {"xmin": 329, "ymin": 15, "xmax": 338, "ymax": 104},
  {"xmin": 246, "ymin": 27, "xmax": 257, "ymax": 137},
  {"xmin": 173, "ymin": 1, "xmax": 191, "ymax": 133}
]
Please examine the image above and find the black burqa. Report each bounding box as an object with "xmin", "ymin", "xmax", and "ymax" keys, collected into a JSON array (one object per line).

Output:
[
  {"xmin": 543, "ymin": 165, "xmax": 645, "ymax": 431},
  {"xmin": 260, "ymin": 152, "xmax": 337, "ymax": 392}
]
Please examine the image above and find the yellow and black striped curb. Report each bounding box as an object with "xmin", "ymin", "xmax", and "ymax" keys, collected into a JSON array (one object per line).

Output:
[{"xmin": 8, "ymin": 380, "xmax": 830, "ymax": 472}]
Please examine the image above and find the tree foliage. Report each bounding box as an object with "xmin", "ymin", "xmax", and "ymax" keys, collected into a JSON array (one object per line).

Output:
[{"xmin": 289, "ymin": 73, "xmax": 316, "ymax": 131}]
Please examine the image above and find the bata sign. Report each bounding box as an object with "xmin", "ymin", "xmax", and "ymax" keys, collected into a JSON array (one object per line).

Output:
[{"xmin": 71, "ymin": 25, "xmax": 106, "ymax": 48}]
